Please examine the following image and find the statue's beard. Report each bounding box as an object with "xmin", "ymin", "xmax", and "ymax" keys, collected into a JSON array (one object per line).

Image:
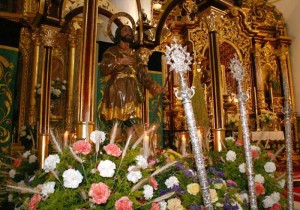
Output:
[{"xmin": 120, "ymin": 35, "xmax": 133, "ymax": 43}]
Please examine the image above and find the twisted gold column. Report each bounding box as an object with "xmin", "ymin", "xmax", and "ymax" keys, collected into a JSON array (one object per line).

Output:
[
  {"xmin": 28, "ymin": 32, "xmax": 41, "ymax": 126},
  {"xmin": 76, "ymin": 0, "xmax": 98, "ymax": 139}
]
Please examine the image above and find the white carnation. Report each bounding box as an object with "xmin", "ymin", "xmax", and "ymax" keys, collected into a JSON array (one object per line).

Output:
[
  {"xmin": 23, "ymin": 150, "xmax": 31, "ymax": 158},
  {"xmin": 17, "ymin": 180, "xmax": 26, "ymax": 187},
  {"xmin": 264, "ymin": 162, "xmax": 276, "ymax": 173},
  {"xmin": 97, "ymin": 160, "xmax": 116, "ymax": 177},
  {"xmin": 8, "ymin": 194, "xmax": 13, "ymax": 202},
  {"xmin": 52, "ymin": 88, "xmax": 61, "ymax": 97},
  {"xmin": 250, "ymin": 145, "xmax": 261, "ymax": 152},
  {"xmin": 238, "ymin": 163, "xmax": 246, "ymax": 173},
  {"xmin": 135, "ymin": 155, "xmax": 148, "ymax": 169},
  {"xmin": 240, "ymin": 192, "xmax": 249, "ymax": 204},
  {"xmin": 9, "ymin": 169, "xmax": 16, "ymax": 178},
  {"xmin": 20, "ymin": 131, "xmax": 26, "ymax": 137},
  {"xmin": 165, "ymin": 176, "xmax": 179, "ymax": 189},
  {"xmin": 270, "ymin": 192, "xmax": 280, "ymax": 203},
  {"xmin": 90, "ymin": 130, "xmax": 106, "ymax": 143},
  {"xmin": 43, "ymin": 154, "xmax": 60, "ymax": 172},
  {"xmin": 262, "ymin": 196, "xmax": 275, "ymax": 208},
  {"xmin": 29, "ymin": 155, "xmax": 37, "ymax": 163},
  {"xmin": 225, "ymin": 137, "xmax": 235, "ymax": 142},
  {"xmin": 226, "ymin": 150, "xmax": 236, "ymax": 162},
  {"xmin": 143, "ymin": 184, "xmax": 154, "ymax": 200},
  {"xmin": 159, "ymin": 200, "xmax": 167, "ymax": 210},
  {"xmin": 127, "ymin": 166, "xmax": 142, "ymax": 183},
  {"xmin": 278, "ymin": 179, "xmax": 285, "ymax": 188},
  {"xmin": 216, "ymin": 202, "xmax": 223, "ymax": 207},
  {"xmin": 255, "ymin": 174, "xmax": 265, "ymax": 184},
  {"xmin": 62, "ymin": 169, "xmax": 83, "ymax": 188},
  {"xmin": 26, "ymin": 135, "xmax": 32, "ymax": 140},
  {"xmin": 41, "ymin": 181, "xmax": 56, "ymax": 198}
]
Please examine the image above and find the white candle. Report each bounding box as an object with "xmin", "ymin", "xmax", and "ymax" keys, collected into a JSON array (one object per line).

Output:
[
  {"xmin": 143, "ymin": 134, "xmax": 150, "ymax": 159},
  {"xmin": 181, "ymin": 134, "xmax": 186, "ymax": 155},
  {"xmin": 63, "ymin": 131, "xmax": 68, "ymax": 147}
]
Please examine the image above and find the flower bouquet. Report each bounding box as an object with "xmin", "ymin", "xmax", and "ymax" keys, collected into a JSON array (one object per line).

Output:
[
  {"xmin": 36, "ymin": 77, "xmax": 67, "ymax": 100},
  {"xmin": 258, "ymin": 110, "xmax": 277, "ymax": 124},
  {"xmin": 211, "ymin": 137, "xmax": 287, "ymax": 209},
  {"xmin": 1, "ymin": 131, "xmax": 287, "ymax": 210},
  {"xmin": 19, "ymin": 125, "xmax": 36, "ymax": 150}
]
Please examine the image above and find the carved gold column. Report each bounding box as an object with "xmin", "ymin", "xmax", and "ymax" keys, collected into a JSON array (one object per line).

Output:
[
  {"xmin": 202, "ymin": 8, "xmax": 225, "ymax": 151},
  {"xmin": 253, "ymin": 41, "xmax": 266, "ymax": 112},
  {"xmin": 38, "ymin": 26, "xmax": 58, "ymax": 168},
  {"xmin": 28, "ymin": 32, "xmax": 41, "ymax": 126},
  {"xmin": 76, "ymin": 0, "xmax": 98, "ymax": 139},
  {"xmin": 66, "ymin": 33, "xmax": 76, "ymax": 131}
]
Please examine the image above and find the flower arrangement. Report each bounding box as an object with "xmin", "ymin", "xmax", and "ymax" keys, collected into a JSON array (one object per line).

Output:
[
  {"xmin": 227, "ymin": 113, "xmax": 240, "ymax": 128},
  {"xmin": 0, "ymin": 150, "xmax": 38, "ymax": 208},
  {"xmin": 1, "ymin": 130, "xmax": 287, "ymax": 210},
  {"xmin": 211, "ymin": 137, "xmax": 287, "ymax": 209},
  {"xmin": 19, "ymin": 125, "xmax": 36, "ymax": 150},
  {"xmin": 36, "ymin": 77, "xmax": 67, "ymax": 100},
  {"xmin": 258, "ymin": 110, "xmax": 277, "ymax": 124}
]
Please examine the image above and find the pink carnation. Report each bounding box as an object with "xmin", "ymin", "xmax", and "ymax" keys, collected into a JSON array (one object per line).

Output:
[
  {"xmin": 149, "ymin": 177, "xmax": 158, "ymax": 190},
  {"xmin": 115, "ymin": 196, "xmax": 133, "ymax": 210},
  {"xmin": 104, "ymin": 143, "xmax": 122, "ymax": 157},
  {"xmin": 255, "ymin": 182, "xmax": 265, "ymax": 196},
  {"xmin": 235, "ymin": 139, "xmax": 244, "ymax": 146},
  {"xmin": 13, "ymin": 159, "xmax": 21, "ymax": 167},
  {"xmin": 72, "ymin": 140, "xmax": 91, "ymax": 155},
  {"xmin": 29, "ymin": 194, "xmax": 42, "ymax": 210},
  {"xmin": 151, "ymin": 202, "xmax": 160, "ymax": 210},
  {"xmin": 267, "ymin": 152, "xmax": 276, "ymax": 160},
  {"xmin": 267, "ymin": 203, "xmax": 281, "ymax": 210},
  {"xmin": 88, "ymin": 182, "xmax": 111, "ymax": 204},
  {"xmin": 251, "ymin": 150, "xmax": 260, "ymax": 160}
]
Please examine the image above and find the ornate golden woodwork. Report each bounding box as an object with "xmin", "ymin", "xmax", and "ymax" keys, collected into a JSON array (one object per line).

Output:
[{"xmin": 1, "ymin": 0, "xmax": 299, "ymax": 156}]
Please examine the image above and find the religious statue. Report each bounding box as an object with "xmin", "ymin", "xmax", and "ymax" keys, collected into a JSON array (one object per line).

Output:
[{"xmin": 98, "ymin": 25, "xmax": 164, "ymax": 141}]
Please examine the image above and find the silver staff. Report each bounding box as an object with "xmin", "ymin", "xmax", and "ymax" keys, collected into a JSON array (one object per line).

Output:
[
  {"xmin": 229, "ymin": 54, "xmax": 258, "ymax": 209},
  {"xmin": 165, "ymin": 38, "xmax": 213, "ymax": 209},
  {"xmin": 282, "ymin": 76, "xmax": 294, "ymax": 209}
]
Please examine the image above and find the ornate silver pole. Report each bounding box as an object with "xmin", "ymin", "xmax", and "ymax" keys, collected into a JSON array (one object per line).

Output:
[
  {"xmin": 165, "ymin": 38, "xmax": 213, "ymax": 209},
  {"xmin": 229, "ymin": 55, "xmax": 258, "ymax": 210},
  {"xmin": 282, "ymin": 76, "xmax": 294, "ymax": 209}
]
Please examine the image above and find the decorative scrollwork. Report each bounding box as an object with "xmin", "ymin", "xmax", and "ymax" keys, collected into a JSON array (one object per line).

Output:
[
  {"xmin": 165, "ymin": 37, "xmax": 193, "ymax": 74},
  {"xmin": 174, "ymin": 86, "xmax": 195, "ymax": 100}
]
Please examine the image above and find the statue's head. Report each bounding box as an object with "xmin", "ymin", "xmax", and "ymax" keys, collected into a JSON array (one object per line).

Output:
[{"xmin": 114, "ymin": 25, "xmax": 134, "ymax": 45}]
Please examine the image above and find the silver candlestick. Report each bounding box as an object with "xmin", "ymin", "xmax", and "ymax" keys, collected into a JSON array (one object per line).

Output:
[
  {"xmin": 229, "ymin": 54, "xmax": 258, "ymax": 210},
  {"xmin": 165, "ymin": 38, "xmax": 213, "ymax": 210}
]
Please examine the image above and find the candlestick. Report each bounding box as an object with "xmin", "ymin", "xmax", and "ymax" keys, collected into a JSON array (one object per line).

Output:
[
  {"xmin": 143, "ymin": 134, "xmax": 149, "ymax": 159},
  {"xmin": 63, "ymin": 131, "xmax": 68, "ymax": 148}
]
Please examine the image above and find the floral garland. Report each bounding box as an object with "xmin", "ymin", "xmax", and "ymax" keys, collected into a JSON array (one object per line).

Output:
[{"xmin": 1, "ymin": 131, "xmax": 287, "ymax": 210}]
